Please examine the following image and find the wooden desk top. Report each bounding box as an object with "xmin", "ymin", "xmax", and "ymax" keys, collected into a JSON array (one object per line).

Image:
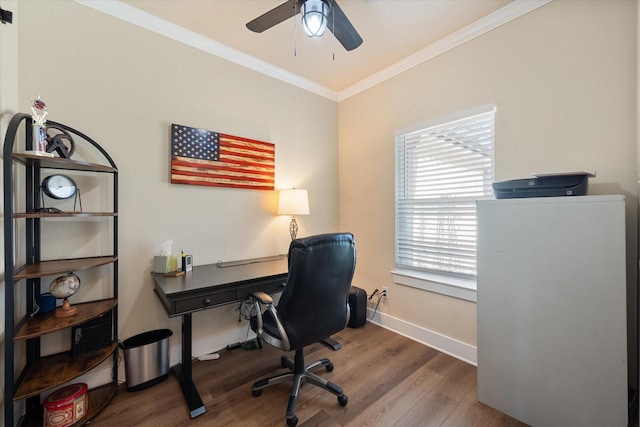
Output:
[{"xmin": 152, "ymin": 255, "xmax": 288, "ymax": 317}]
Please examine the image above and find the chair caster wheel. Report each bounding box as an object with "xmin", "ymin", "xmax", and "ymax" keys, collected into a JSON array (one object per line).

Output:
[
  {"xmin": 252, "ymin": 389, "xmax": 262, "ymax": 397},
  {"xmin": 287, "ymin": 415, "xmax": 298, "ymax": 426},
  {"xmin": 326, "ymin": 363, "xmax": 334, "ymax": 372},
  {"xmin": 338, "ymin": 394, "xmax": 348, "ymax": 406}
]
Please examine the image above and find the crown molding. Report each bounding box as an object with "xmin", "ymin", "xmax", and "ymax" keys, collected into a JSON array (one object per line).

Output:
[
  {"xmin": 75, "ymin": 0, "xmax": 551, "ymax": 103},
  {"xmin": 337, "ymin": 0, "xmax": 552, "ymax": 101},
  {"xmin": 74, "ymin": 0, "xmax": 339, "ymax": 100}
]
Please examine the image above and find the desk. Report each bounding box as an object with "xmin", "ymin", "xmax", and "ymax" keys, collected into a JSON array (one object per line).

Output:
[{"xmin": 152, "ymin": 255, "xmax": 288, "ymax": 418}]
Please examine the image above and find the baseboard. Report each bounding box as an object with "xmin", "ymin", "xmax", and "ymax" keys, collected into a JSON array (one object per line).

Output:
[
  {"xmin": 367, "ymin": 307, "xmax": 477, "ymax": 366},
  {"xmin": 63, "ymin": 326, "xmax": 253, "ymax": 394},
  {"xmin": 101, "ymin": 314, "xmax": 476, "ymax": 389},
  {"xmin": 169, "ymin": 324, "xmax": 254, "ymax": 366},
  {"xmin": 81, "ymin": 313, "xmax": 475, "ymax": 394},
  {"xmin": 165, "ymin": 312, "xmax": 478, "ymax": 366}
]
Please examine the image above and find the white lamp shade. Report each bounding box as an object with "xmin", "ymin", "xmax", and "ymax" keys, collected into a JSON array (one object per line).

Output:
[{"xmin": 278, "ymin": 189, "xmax": 310, "ymax": 215}]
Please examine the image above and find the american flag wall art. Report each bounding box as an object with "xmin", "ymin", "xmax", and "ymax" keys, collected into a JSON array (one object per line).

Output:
[{"xmin": 170, "ymin": 124, "xmax": 275, "ymax": 190}]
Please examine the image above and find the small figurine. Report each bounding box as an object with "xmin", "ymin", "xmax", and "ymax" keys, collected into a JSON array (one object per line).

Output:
[{"xmin": 30, "ymin": 97, "xmax": 49, "ymax": 153}]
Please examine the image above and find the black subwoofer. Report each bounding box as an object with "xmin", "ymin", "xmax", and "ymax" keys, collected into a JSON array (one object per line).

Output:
[
  {"xmin": 71, "ymin": 309, "xmax": 114, "ymax": 358},
  {"xmin": 348, "ymin": 286, "xmax": 367, "ymax": 328}
]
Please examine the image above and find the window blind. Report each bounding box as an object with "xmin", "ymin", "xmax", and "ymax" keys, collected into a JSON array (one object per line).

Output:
[{"xmin": 395, "ymin": 108, "xmax": 494, "ymax": 280}]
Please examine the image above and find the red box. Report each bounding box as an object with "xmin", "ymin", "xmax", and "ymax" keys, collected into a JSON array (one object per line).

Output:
[{"xmin": 43, "ymin": 383, "xmax": 88, "ymax": 427}]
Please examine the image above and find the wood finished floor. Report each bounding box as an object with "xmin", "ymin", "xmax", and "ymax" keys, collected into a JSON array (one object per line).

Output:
[{"xmin": 90, "ymin": 323, "xmax": 527, "ymax": 426}]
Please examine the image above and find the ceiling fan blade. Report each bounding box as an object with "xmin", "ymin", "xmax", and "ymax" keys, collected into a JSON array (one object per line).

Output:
[
  {"xmin": 246, "ymin": 0, "xmax": 299, "ymax": 33},
  {"xmin": 327, "ymin": 1, "xmax": 363, "ymax": 51}
]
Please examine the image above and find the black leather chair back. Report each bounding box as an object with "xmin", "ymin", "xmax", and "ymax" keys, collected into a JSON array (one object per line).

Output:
[{"xmin": 277, "ymin": 233, "xmax": 356, "ymax": 350}]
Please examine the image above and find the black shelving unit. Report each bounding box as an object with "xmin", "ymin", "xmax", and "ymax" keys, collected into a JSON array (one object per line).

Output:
[{"xmin": 3, "ymin": 113, "xmax": 119, "ymax": 427}]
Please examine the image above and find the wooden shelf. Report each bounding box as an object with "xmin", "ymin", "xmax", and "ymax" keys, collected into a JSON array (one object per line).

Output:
[
  {"xmin": 14, "ymin": 299, "xmax": 117, "ymax": 340},
  {"xmin": 12, "ymin": 153, "xmax": 117, "ymax": 173},
  {"xmin": 13, "ymin": 256, "xmax": 117, "ymax": 280},
  {"xmin": 83, "ymin": 382, "xmax": 119, "ymax": 425},
  {"xmin": 4, "ymin": 114, "xmax": 119, "ymax": 427},
  {"xmin": 13, "ymin": 342, "xmax": 118, "ymax": 401},
  {"xmin": 13, "ymin": 212, "xmax": 118, "ymax": 219},
  {"xmin": 23, "ymin": 382, "xmax": 117, "ymax": 427}
]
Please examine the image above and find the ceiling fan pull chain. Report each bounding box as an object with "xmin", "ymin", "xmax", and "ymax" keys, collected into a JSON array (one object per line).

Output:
[
  {"xmin": 331, "ymin": 1, "xmax": 336, "ymax": 61},
  {"xmin": 294, "ymin": 0, "xmax": 298, "ymax": 56}
]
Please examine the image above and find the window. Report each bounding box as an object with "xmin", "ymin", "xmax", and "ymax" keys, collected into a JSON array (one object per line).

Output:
[{"xmin": 394, "ymin": 105, "xmax": 494, "ymax": 297}]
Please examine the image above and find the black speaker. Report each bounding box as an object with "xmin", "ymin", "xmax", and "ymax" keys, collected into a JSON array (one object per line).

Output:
[
  {"xmin": 348, "ymin": 286, "xmax": 367, "ymax": 328},
  {"xmin": 71, "ymin": 309, "xmax": 114, "ymax": 358}
]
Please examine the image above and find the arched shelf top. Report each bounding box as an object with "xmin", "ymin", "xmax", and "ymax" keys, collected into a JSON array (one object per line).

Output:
[{"xmin": 3, "ymin": 113, "xmax": 118, "ymax": 171}]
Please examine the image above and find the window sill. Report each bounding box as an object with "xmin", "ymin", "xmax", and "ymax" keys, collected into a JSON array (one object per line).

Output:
[{"xmin": 391, "ymin": 269, "xmax": 477, "ymax": 302}]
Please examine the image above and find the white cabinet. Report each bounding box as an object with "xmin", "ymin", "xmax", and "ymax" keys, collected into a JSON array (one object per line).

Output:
[{"xmin": 477, "ymin": 195, "xmax": 627, "ymax": 427}]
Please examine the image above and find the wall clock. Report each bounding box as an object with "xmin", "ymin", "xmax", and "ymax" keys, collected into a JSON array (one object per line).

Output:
[{"xmin": 42, "ymin": 174, "xmax": 77, "ymax": 200}]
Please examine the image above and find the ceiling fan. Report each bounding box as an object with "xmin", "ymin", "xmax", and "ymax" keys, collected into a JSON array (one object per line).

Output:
[{"xmin": 246, "ymin": 0, "xmax": 363, "ymax": 52}]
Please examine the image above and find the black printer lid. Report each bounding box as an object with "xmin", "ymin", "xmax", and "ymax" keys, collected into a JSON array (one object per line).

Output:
[{"xmin": 492, "ymin": 171, "xmax": 595, "ymax": 199}]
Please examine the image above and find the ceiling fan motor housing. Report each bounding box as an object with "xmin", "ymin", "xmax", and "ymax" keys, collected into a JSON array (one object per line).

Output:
[{"xmin": 301, "ymin": 0, "xmax": 330, "ymax": 37}]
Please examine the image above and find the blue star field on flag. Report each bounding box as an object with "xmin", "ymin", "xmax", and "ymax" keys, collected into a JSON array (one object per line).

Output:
[{"xmin": 172, "ymin": 124, "xmax": 220, "ymax": 161}]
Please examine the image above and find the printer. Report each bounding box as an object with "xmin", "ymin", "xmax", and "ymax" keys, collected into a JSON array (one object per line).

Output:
[{"xmin": 492, "ymin": 172, "xmax": 595, "ymax": 199}]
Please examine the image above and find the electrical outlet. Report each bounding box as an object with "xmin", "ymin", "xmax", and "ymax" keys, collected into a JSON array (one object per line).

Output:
[{"xmin": 382, "ymin": 286, "xmax": 389, "ymax": 300}]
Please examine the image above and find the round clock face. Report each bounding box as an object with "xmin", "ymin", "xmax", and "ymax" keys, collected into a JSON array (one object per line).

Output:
[{"xmin": 43, "ymin": 174, "xmax": 77, "ymax": 199}]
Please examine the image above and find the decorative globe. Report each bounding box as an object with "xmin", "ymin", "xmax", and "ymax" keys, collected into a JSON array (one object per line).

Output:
[{"xmin": 49, "ymin": 273, "xmax": 80, "ymax": 317}]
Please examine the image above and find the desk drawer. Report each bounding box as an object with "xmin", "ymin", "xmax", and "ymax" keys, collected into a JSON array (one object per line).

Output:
[
  {"xmin": 175, "ymin": 289, "xmax": 237, "ymax": 314},
  {"xmin": 237, "ymin": 279, "xmax": 286, "ymax": 300}
]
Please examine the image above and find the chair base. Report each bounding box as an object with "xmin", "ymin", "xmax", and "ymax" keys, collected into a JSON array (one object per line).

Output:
[{"xmin": 252, "ymin": 348, "xmax": 348, "ymax": 427}]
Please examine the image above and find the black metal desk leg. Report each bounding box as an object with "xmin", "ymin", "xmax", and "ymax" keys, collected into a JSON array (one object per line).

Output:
[
  {"xmin": 322, "ymin": 337, "xmax": 341, "ymax": 351},
  {"xmin": 172, "ymin": 312, "xmax": 206, "ymax": 418}
]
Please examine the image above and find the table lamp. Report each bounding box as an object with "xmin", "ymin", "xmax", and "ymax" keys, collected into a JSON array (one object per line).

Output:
[{"xmin": 278, "ymin": 189, "xmax": 309, "ymax": 240}]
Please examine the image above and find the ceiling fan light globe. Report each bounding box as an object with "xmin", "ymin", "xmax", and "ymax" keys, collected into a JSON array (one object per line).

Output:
[{"xmin": 302, "ymin": 0, "xmax": 329, "ymax": 37}]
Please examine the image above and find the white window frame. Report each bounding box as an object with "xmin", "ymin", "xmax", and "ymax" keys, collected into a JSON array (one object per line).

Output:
[{"xmin": 392, "ymin": 105, "xmax": 495, "ymax": 302}]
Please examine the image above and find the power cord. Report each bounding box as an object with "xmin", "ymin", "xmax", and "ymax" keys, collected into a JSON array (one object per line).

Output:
[
  {"xmin": 240, "ymin": 299, "xmax": 256, "ymax": 321},
  {"xmin": 114, "ymin": 340, "xmax": 126, "ymax": 386},
  {"xmin": 226, "ymin": 299, "xmax": 261, "ymax": 351},
  {"xmin": 368, "ymin": 290, "xmax": 384, "ymax": 322}
]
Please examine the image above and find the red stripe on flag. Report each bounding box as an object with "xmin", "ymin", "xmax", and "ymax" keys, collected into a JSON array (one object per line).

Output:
[
  {"xmin": 171, "ymin": 174, "xmax": 274, "ymax": 190},
  {"xmin": 172, "ymin": 163, "xmax": 275, "ymax": 183},
  {"xmin": 172, "ymin": 158, "xmax": 275, "ymax": 177}
]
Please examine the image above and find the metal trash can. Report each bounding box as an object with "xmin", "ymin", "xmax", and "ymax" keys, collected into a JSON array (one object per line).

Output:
[{"xmin": 121, "ymin": 329, "xmax": 172, "ymax": 392}]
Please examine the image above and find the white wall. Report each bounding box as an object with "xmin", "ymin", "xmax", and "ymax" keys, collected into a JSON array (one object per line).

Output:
[
  {"xmin": 0, "ymin": 0, "xmax": 20, "ymax": 419},
  {"xmin": 339, "ymin": 0, "xmax": 638, "ymax": 364},
  {"xmin": 4, "ymin": 0, "xmax": 339, "ymax": 389}
]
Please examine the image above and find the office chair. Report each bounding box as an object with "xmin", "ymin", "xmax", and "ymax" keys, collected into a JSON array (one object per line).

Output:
[{"xmin": 249, "ymin": 232, "xmax": 356, "ymax": 427}]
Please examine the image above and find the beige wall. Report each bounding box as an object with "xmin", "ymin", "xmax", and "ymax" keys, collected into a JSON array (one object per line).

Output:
[
  {"xmin": 339, "ymin": 0, "xmax": 638, "ymax": 348},
  {"xmin": 2, "ymin": 0, "xmax": 639, "ymax": 416},
  {"xmin": 10, "ymin": 0, "xmax": 339, "ymax": 350},
  {"xmin": 0, "ymin": 0, "xmax": 20, "ymax": 415}
]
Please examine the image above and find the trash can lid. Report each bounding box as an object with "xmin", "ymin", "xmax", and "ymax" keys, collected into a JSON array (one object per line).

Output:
[{"xmin": 121, "ymin": 328, "xmax": 173, "ymax": 348}]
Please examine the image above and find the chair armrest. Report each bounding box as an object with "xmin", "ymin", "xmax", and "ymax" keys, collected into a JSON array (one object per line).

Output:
[
  {"xmin": 252, "ymin": 291, "xmax": 273, "ymax": 305},
  {"xmin": 249, "ymin": 291, "xmax": 290, "ymax": 350}
]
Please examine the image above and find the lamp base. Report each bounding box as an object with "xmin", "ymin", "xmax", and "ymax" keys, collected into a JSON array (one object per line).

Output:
[
  {"xmin": 289, "ymin": 217, "xmax": 298, "ymax": 240},
  {"xmin": 54, "ymin": 299, "xmax": 77, "ymax": 318}
]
